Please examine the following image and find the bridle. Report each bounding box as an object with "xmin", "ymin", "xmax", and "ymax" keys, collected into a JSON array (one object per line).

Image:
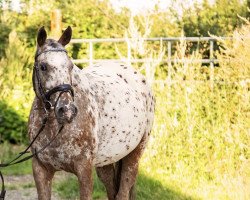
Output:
[
  {"xmin": 0, "ymin": 48, "xmax": 75, "ymax": 200},
  {"xmin": 33, "ymin": 48, "xmax": 74, "ymax": 111}
]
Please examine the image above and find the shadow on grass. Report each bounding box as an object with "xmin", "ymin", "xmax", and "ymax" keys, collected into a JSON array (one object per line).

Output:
[
  {"xmin": 136, "ymin": 171, "xmax": 197, "ymax": 200},
  {"xmin": 54, "ymin": 171, "xmax": 106, "ymax": 200},
  {"xmin": 55, "ymin": 170, "xmax": 198, "ymax": 200}
]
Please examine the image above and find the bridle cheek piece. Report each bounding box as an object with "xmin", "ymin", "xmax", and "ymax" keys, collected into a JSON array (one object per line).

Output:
[{"xmin": 33, "ymin": 49, "xmax": 74, "ymax": 112}]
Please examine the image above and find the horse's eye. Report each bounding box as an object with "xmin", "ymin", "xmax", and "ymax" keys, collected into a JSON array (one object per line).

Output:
[{"xmin": 40, "ymin": 63, "xmax": 47, "ymax": 71}]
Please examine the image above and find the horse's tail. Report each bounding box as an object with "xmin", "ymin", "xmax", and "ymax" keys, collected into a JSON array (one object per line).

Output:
[{"xmin": 114, "ymin": 160, "xmax": 136, "ymax": 200}]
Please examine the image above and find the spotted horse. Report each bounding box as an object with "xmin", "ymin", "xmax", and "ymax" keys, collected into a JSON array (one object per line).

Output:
[{"xmin": 29, "ymin": 26, "xmax": 155, "ymax": 200}]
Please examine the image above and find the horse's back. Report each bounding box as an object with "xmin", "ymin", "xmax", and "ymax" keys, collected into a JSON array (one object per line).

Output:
[{"xmin": 83, "ymin": 62, "xmax": 155, "ymax": 166}]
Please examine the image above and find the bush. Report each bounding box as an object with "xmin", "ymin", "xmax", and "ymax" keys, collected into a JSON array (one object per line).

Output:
[
  {"xmin": 0, "ymin": 31, "xmax": 34, "ymax": 144},
  {"xmin": 0, "ymin": 101, "xmax": 27, "ymax": 143}
]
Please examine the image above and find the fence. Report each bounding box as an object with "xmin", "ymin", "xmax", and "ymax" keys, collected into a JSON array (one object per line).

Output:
[{"xmin": 70, "ymin": 37, "xmax": 229, "ymax": 68}]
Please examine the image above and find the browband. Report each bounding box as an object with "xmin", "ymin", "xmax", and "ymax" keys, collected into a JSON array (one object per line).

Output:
[{"xmin": 35, "ymin": 49, "xmax": 67, "ymax": 61}]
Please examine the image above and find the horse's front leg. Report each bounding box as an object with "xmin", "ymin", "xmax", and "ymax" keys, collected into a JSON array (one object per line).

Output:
[
  {"xmin": 75, "ymin": 159, "xmax": 93, "ymax": 200},
  {"xmin": 32, "ymin": 157, "xmax": 55, "ymax": 200}
]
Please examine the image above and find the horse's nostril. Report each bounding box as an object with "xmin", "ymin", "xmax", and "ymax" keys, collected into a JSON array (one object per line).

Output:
[
  {"xmin": 73, "ymin": 106, "xmax": 78, "ymax": 115},
  {"xmin": 58, "ymin": 107, "xmax": 65, "ymax": 116}
]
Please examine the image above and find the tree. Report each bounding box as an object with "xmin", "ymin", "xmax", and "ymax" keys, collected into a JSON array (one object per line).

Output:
[{"xmin": 180, "ymin": 0, "xmax": 248, "ymax": 36}]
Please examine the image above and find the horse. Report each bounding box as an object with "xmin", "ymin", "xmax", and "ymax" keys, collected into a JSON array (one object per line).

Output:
[{"xmin": 28, "ymin": 26, "xmax": 155, "ymax": 200}]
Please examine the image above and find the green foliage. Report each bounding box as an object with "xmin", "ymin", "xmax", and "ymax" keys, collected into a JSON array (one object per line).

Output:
[
  {"xmin": 0, "ymin": 31, "xmax": 34, "ymax": 144},
  {"xmin": 0, "ymin": 10, "xmax": 12, "ymax": 57},
  {"xmin": 57, "ymin": 0, "xmax": 130, "ymax": 60},
  {"xmin": 180, "ymin": 0, "xmax": 248, "ymax": 36},
  {"xmin": 0, "ymin": 101, "xmax": 27, "ymax": 143}
]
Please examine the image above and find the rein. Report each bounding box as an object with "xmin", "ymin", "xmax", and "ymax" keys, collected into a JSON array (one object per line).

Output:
[
  {"xmin": 0, "ymin": 48, "xmax": 74, "ymax": 200},
  {"xmin": 0, "ymin": 116, "xmax": 64, "ymax": 200}
]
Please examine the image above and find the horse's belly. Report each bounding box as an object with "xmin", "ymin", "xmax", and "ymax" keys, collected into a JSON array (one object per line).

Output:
[
  {"xmin": 94, "ymin": 127, "xmax": 146, "ymax": 167},
  {"xmin": 85, "ymin": 62, "xmax": 155, "ymax": 167},
  {"xmin": 94, "ymin": 95, "xmax": 149, "ymax": 167}
]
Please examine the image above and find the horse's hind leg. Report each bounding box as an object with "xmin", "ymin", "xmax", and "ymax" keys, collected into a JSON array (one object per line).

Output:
[
  {"xmin": 32, "ymin": 157, "xmax": 55, "ymax": 200},
  {"xmin": 96, "ymin": 164, "xmax": 117, "ymax": 200},
  {"xmin": 115, "ymin": 133, "xmax": 148, "ymax": 200}
]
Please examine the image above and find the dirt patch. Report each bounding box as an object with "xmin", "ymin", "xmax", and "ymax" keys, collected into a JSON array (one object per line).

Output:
[
  {"xmin": 4, "ymin": 173, "xmax": 64, "ymax": 200},
  {"xmin": 6, "ymin": 188, "xmax": 60, "ymax": 200},
  {"xmin": 3, "ymin": 173, "xmax": 107, "ymax": 200}
]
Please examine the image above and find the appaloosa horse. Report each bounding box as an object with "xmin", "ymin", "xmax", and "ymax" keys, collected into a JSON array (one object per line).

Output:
[{"xmin": 28, "ymin": 26, "xmax": 155, "ymax": 200}]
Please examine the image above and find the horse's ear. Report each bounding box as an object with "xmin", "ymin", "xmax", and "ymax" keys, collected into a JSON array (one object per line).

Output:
[
  {"xmin": 37, "ymin": 26, "xmax": 47, "ymax": 47},
  {"xmin": 58, "ymin": 26, "xmax": 72, "ymax": 46}
]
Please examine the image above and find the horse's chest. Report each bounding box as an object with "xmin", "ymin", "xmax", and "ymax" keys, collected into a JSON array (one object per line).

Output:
[
  {"xmin": 30, "ymin": 120, "xmax": 95, "ymax": 171},
  {"xmin": 31, "ymin": 134, "xmax": 78, "ymax": 170}
]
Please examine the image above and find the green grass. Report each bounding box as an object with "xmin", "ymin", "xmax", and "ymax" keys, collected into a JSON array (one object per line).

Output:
[
  {"xmin": 54, "ymin": 170, "xmax": 198, "ymax": 200},
  {"xmin": 54, "ymin": 172, "xmax": 106, "ymax": 199},
  {"xmin": 0, "ymin": 143, "xmax": 32, "ymax": 175},
  {"xmin": 136, "ymin": 171, "xmax": 197, "ymax": 200}
]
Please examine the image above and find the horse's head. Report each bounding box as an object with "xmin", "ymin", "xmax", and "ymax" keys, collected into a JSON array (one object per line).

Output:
[{"xmin": 33, "ymin": 26, "xmax": 77, "ymax": 124}]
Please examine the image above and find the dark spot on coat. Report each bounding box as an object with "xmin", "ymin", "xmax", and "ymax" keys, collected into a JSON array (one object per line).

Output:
[{"xmin": 117, "ymin": 74, "xmax": 122, "ymax": 78}]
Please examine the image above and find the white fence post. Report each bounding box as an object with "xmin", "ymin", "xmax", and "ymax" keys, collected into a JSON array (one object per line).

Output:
[
  {"xmin": 89, "ymin": 41, "xmax": 93, "ymax": 66},
  {"xmin": 209, "ymin": 40, "xmax": 214, "ymax": 89}
]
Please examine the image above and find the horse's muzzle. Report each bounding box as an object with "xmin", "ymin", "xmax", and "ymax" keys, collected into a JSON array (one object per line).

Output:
[{"xmin": 55, "ymin": 103, "xmax": 78, "ymax": 124}]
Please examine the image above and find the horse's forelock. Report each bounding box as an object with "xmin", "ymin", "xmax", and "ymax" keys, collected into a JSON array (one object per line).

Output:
[
  {"xmin": 46, "ymin": 39, "xmax": 62, "ymax": 48},
  {"xmin": 35, "ymin": 39, "xmax": 66, "ymax": 61}
]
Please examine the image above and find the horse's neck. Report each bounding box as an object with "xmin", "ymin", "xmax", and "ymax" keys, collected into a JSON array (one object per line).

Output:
[{"xmin": 72, "ymin": 65, "xmax": 90, "ymax": 91}]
